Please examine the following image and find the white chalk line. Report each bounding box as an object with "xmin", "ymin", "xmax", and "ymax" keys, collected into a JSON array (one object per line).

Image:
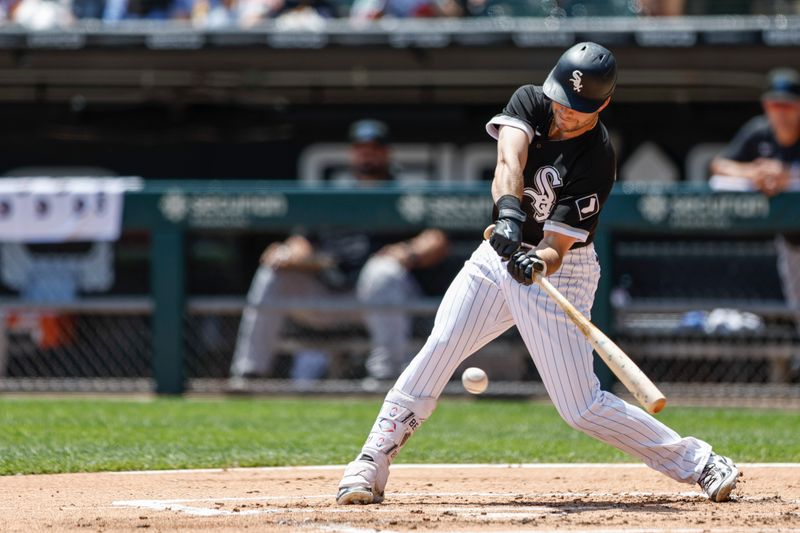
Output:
[
  {"xmin": 109, "ymin": 464, "xmax": 800, "ymax": 525},
  {"xmin": 114, "ymin": 490, "xmax": 706, "ymax": 505},
  {"xmin": 110, "ymin": 462, "xmax": 800, "ymax": 475},
  {"xmin": 111, "ymin": 501, "xmax": 559, "ymax": 519},
  {"xmin": 112, "ymin": 491, "xmax": 800, "ymax": 518}
]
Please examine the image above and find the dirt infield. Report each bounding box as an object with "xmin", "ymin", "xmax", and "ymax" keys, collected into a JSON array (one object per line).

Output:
[{"xmin": 1, "ymin": 464, "xmax": 799, "ymax": 532}]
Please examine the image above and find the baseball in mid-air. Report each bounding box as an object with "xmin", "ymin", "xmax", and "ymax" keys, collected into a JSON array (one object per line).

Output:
[{"xmin": 461, "ymin": 367, "xmax": 489, "ymax": 394}]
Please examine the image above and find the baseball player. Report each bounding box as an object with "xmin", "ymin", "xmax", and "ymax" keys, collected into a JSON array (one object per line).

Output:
[
  {"xmin": 228, "ymin": 119, "xmax": 450, "ymax": 385},
  {"xmin": 337, "ymin": 42, "xmax": 740, "ymax": 505},
  {"xmin": 710, "ymin": 67, "xmax": 800, "ymax": 380}
]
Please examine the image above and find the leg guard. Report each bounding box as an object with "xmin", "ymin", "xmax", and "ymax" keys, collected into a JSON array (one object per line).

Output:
[{"xmin": 337, "ymin": 388, "xmax": 436, "ymax": 504}]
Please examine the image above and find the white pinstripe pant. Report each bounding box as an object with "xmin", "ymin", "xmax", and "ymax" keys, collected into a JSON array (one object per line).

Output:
[
  {"xmin": 392, "ymin": 240, "xmax": 712, "ymax": 483},
  {"xmin": 230, "ymin": 256, "xmax": 419, "ymax": 379}
]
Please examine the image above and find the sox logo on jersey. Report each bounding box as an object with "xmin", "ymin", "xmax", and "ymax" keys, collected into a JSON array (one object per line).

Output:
[
  {"xmin": 524, "ymin": 165, "xmax": 563, "ymax": 222},
  {"xmin": 576, "ymin": 194, "xmax": 600, "ymax": 220}
]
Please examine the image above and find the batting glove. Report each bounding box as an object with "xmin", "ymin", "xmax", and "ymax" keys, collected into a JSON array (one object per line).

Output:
[
  {"xmin": 489, "ymin": 195, "xmax": 526, "ymax": 259},
  {"xmin": 508, "ymin": 249, "xmax": 547, "ymax": 285}
]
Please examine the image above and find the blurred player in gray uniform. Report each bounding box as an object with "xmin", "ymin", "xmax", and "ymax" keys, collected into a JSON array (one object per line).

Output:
[
  {"xmin": 337, "ymin": 43, "xmax": 740, "ymax": 505},
  {"xmin": 711, "ymin": 67, "xmax": 800, "ymax": 380},
  {"xmin": 228, "ymin": 119, "xmax": 449, "ymax": 385}
]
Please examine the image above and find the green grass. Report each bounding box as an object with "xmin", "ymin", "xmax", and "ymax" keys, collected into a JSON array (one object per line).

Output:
[{"xmin": 0, "ymin": 396, "xmax": 798, "ymax": 475}]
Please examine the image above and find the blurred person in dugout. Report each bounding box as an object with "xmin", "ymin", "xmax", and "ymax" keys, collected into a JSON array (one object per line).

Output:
[
  {"xmin": 710, "ymin": 67, "xmax": 800, "ymax": 380},
  {"xmin": 228, "ymin": 119, "xmax": 450, "ymax": 387}
]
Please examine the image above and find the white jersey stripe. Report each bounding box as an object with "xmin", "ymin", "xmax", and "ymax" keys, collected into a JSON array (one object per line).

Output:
[
  {"xmin": 543, "ymin": 220, "xmax": 590, "ymax": 241},
  {"xmin": 485, "ymin": 116, "xmax": 535, "ymax": 143}
]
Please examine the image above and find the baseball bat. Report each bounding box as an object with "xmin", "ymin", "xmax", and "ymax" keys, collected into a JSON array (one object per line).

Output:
[{"xmin": 484, "ymin": 225, "xmax": 666, "ymax": 414}]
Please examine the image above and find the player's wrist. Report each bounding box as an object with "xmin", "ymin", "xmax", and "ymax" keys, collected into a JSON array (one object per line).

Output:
[{"xmin": 496, "ymin": 195, "xmax": 526, "ymax": 224}]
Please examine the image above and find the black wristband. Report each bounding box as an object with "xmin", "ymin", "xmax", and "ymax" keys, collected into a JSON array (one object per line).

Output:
[
  {"xmin": 528, "ymin": 250, "xmax": 547, "ymax": 276},
  {"xmin": 496, "ymin": 195, "xmax": 526, "ymax": 223}
]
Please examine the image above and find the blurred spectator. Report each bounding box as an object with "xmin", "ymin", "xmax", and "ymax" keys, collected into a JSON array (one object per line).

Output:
[
  {"xmin": 103, "ymin": 0, "xmax": 191, "ymax": 21},
  {"xmin": 558, "ymin": 0, "xmax": 685, "ymax": 17},
  {"xmin": 190, "ymin": 0, "xmax": 272, "ymax": 27},
  {"xmin": 228, "ymin": 119, "xmax": 450, "ymax": 389},
  {"xmin": 350, "ymin": 0, "xmax": 464, "ymax": 19},
  {"xmin": 710, "ymin": 67, "xmax": 800, "ymax": 380},
  {"xmin": 9, "ymin": 0, "xmax": 800, "ymax": 23},
  {"xmin": 634, "ymin": 0, "xmax": 686, "ymax": 15},
  {"xmin": 11, "ymin": 0, "xmax": 73, "ymax": 28},
  {"xmin": 189, "ymin": 0, "xmax": 335, "ymax": 28},
  {"xmin": 272, "ymin": 0, "xmax": 336, "ymax": 29},
  {"xmin": 273, "ymin": 0, "xmax": 335, "ymax": 17}
]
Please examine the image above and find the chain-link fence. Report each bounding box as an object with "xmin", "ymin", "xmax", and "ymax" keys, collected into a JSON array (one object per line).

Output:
[
  {"xmin": 1, "ymin": 232, "xmax": 798, "ymax": 400},
  {"xmin": 0, "ymin": 304, "xmax": 152, "ymax": 392},
  {"xmin": 612, "ymin": 237, "xmax": 800, "ymax": 391},
  {"xmin": 0, "ymin": 239, "xmax": 154, "ymax": 392},
  {"xmin": 184, "ymin": 233, "xmax": 800, "ymax": 399},
  {"xmin": 184, "ymin": 300, "xmax": 540, "ymax": 395}
]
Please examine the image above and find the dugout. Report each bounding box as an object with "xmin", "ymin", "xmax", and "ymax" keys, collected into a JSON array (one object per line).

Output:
[{"xmin": 0, "ymin": 17, "xmax": 799, "ymax": 395}]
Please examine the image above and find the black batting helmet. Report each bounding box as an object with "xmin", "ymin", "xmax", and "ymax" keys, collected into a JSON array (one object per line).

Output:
[{"xmin": 543, "ymin": 42, "xmax": 617, "ymax": 113}]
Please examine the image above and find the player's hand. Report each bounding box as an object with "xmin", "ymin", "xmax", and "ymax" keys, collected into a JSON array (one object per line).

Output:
[
  {"xmin": 261, "ymin": 236, "xmax": 315, "ymax": 270},
  {"xmin": 377, "ymin": 243, "xmax": 417, "ymax": 269},
  {"xmin": 507, "ymin": 249, "xmax": 546, "ymax": 285},
  {"xmin": 753, "ymin": 158, "xmax": 790, "ymax": 197},
  {"xmin": 489, "ymin": 218, "xmax": 523, "ymax": 259}
]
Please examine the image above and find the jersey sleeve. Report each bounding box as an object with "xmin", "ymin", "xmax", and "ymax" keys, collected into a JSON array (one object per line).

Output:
[
  {"xmin": 544, "ymin": 144, "xmax": 616, "ymax": 243},
  {"xmin": 722, "ymin": 116, "xmax": 765, "ymax": 162},
  {"xmin": 485, "ymin": 85, "xmax": 540, "ymax": 144}
]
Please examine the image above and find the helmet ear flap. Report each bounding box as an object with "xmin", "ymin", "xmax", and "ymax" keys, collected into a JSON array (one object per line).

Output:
[{"xmin": 543, "ymin": 42, "xmax": 617, "ymax": 113}]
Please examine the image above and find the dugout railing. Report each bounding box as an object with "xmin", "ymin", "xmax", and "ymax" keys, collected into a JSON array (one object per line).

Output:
[{"xmin": 0, "ymin": 181, "xmax": 797, "ymax": 396}]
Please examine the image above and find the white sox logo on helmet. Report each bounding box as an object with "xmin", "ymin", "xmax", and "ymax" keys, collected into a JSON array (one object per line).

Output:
[
  {"xmin": 524, "ymin": 165, "xmax": 563, "ymax": 222},
  {"xmin": 570, "ymin": 70, "xmax": 583, "ymax": 93}
]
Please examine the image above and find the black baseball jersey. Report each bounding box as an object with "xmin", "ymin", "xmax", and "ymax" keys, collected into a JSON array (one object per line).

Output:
[
  {"xmin": 723, "ymin": 115, "xmax": 800, "ymax": 244},
  {"xmin": 308, "ymin": 229, "xmax": 398, "ymax": 291},
  {"xmin": 486, "ymin": 85, "xmax": 616, "ymax": 249},
  {"xmin": 723, "ymin": 115, "xmax": 800, "ymax": 164}
]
